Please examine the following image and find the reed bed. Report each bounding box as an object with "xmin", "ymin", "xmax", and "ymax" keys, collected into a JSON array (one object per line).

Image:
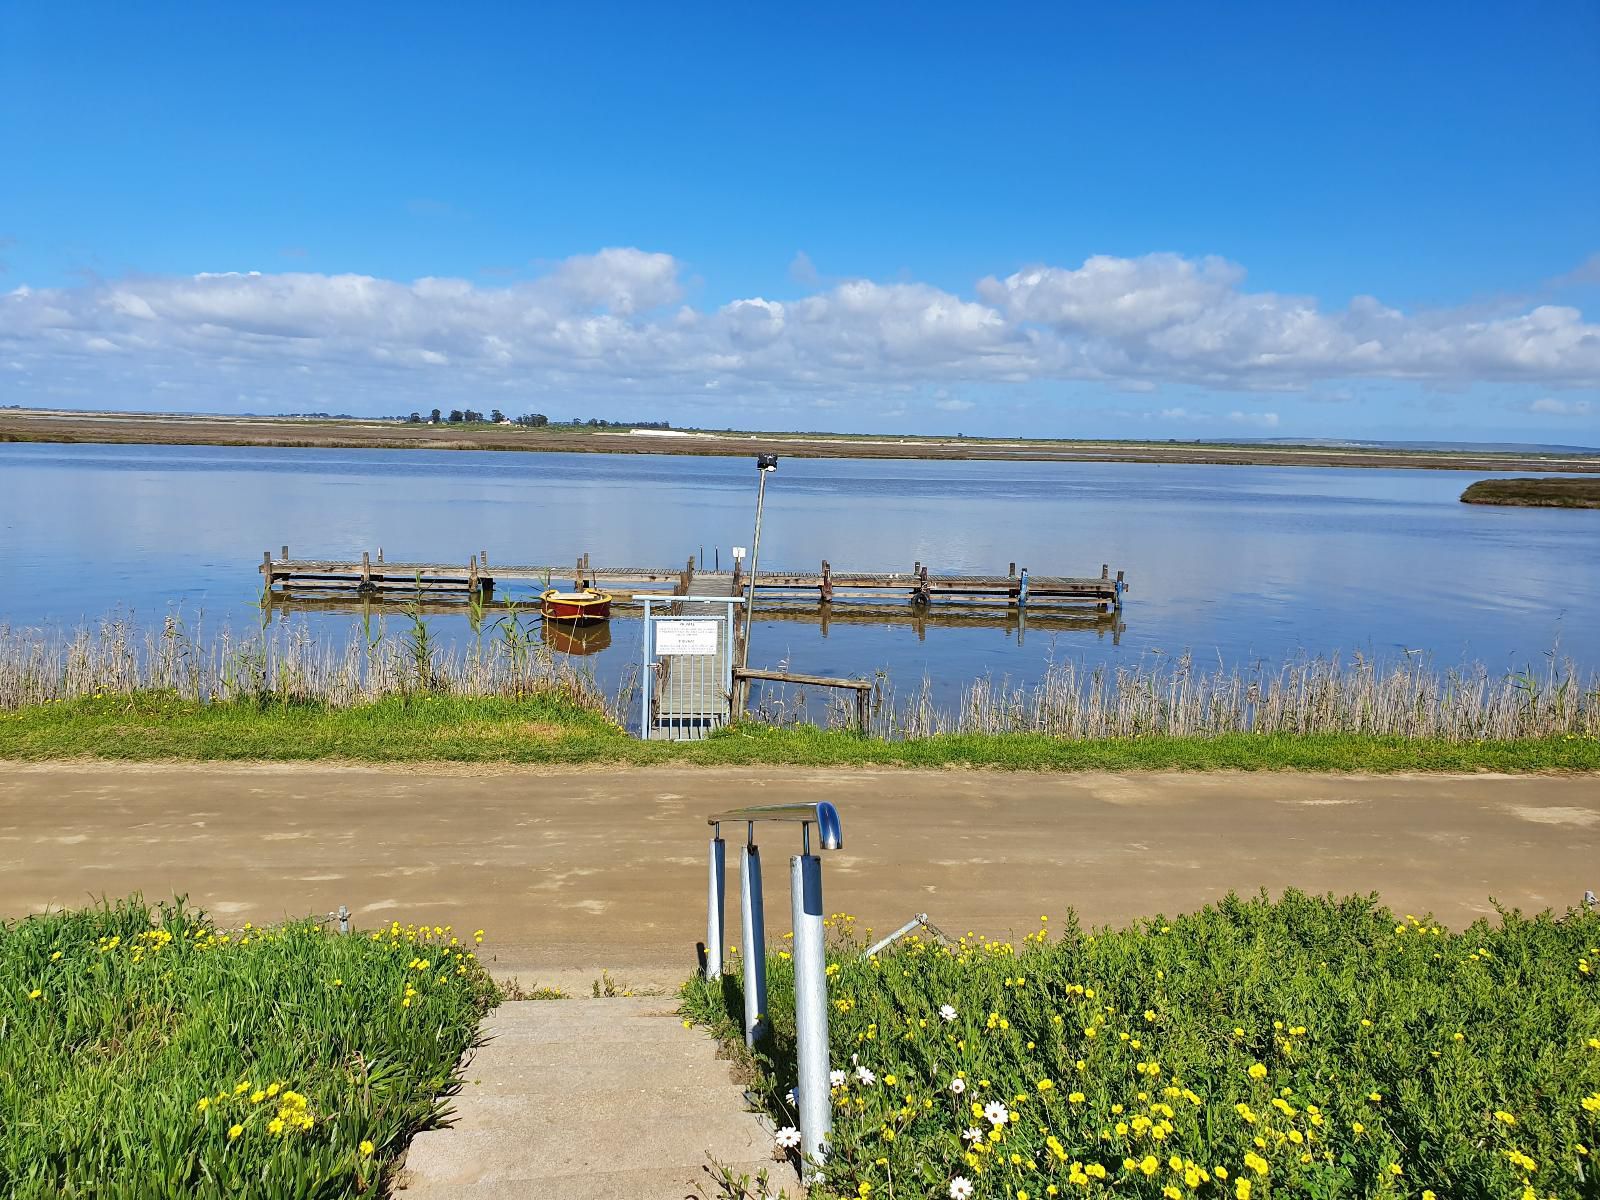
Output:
[
  {"xmin": 795, "ymin": 652, "xmax": 1600, "ymax": 741},
  {"xmin": 3, "ymin": 616, "xmax": 1596, "ymax": 745},
  {"xmin": 0, "ymin": 612, "xmax": 612, "ymax": 716}
]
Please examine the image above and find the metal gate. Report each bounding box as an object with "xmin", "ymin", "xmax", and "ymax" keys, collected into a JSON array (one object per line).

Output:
[{"xmin": 640, "ymin": 595, "xmax": 742, "ymax": 740}]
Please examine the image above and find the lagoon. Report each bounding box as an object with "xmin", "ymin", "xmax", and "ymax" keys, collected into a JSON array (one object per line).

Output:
[{"xmin": 1, "ymin": 442, "xmax": 1594, "ymax": 705}]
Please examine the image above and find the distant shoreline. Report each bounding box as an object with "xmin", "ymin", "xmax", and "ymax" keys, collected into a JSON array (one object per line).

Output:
[{"xmin": 4, "ymin": 408, "xmax": 1599, "ymax": 474}]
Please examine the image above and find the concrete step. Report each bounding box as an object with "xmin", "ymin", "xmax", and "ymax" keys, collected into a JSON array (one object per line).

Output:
[
  {"xmin": 394, "ymin": 1159, "xmax": 796, "ymax": 1200},
  {"xmin": 395, "ymin": 998, "xmax": 800, "ymax": 1200}
]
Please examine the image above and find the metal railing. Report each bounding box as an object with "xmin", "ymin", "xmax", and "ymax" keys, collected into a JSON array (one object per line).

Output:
[{"xmin": 705, "ymin": 802, "xmax": 843, "ymax": 1177}]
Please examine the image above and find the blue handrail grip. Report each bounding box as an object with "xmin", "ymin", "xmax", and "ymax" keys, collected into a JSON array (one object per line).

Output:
[{"xmin": 815, "ymin": 801, "xmax": 842, "ymax": 851}]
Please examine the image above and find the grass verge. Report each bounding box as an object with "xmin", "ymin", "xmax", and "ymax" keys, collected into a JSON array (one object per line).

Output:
[
  {"xmin": 1, "ymin": 897, "xmax": 496, "ymax": 1199},
  {"xmin": 682, "ymin": 891, "xmax": 1600, "ymax": 1200},
  {"xmin": 0, "ymin": 693, "xmax": 1598, "ymax": 771}
]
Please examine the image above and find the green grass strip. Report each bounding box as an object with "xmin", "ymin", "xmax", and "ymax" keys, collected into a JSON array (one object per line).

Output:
[
  {"xmin": 0, "ymin": 694, "xmax": 1596, "ymax": 771},
  {"xmin": 0, "ymin": 897, "xmax": 496, "ymax": 1199}
]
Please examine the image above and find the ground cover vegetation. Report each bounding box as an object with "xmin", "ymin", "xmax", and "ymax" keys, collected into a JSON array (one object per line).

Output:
[
  {"xmin": 683, "ymin": 892, "xmax": 1600, "ymax": 1200},
  {"xmin": 0, "ymin": 898, "xmax": 496, "ymax": 1199},
  {"xmin": 1460, "ymin": 478, "xmax": 1600, "ymax": 509},
  {"xmin": 0, "ymin": 618, "xmax": 1596, "ymax": 769}
]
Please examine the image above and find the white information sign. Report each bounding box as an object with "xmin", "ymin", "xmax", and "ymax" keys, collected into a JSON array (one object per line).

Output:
[{"xmin": 654, "ymin": 620, "xmax": 720, "ymax": 656}]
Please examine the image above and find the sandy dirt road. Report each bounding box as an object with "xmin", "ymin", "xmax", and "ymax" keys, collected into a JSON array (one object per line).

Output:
[{"xmin": 1, "ymin": 763, "xmax": 1595, "ymax": 992}]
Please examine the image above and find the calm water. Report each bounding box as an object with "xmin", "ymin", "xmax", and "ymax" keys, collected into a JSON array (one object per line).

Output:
[{"xmin": 1, "ymin": 443, "xmax": 1595, "ymax": 705}]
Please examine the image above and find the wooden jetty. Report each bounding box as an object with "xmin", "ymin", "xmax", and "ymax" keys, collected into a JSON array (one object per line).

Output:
[{"xmin": 259, "ymin": 549, "xmax": 1128, "ymax": 612}]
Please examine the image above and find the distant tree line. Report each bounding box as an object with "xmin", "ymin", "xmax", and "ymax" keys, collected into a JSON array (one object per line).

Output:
[{"xmin": 399, "ymin": 410, "xmax": 672, "ymax": 430}]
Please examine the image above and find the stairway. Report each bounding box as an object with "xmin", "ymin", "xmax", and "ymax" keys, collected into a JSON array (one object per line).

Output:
[{"xmin": 395, "ymin": 997, "xmax": 801, "ymax": 1200}]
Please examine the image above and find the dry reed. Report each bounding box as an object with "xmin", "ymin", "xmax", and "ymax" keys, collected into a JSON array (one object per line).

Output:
[
  {"xmin": 853, "ymin": 650, "xmax": 1600, "ymax": 740},
  {"xmin": 4, "ymin": 617, "xmax": 1595, "ymax": 743},
  {"xmin": 0, "ymin": 613, "xmax": 611, "ymax": 715}
]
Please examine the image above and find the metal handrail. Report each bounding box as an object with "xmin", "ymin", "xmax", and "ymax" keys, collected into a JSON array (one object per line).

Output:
[
  {"xmin": 708, "ymin": 801, "xmax": 843, "ymax": 853},
  {"xmin": 703, "ymin": 801, "xmax": 840, "ymax": 1178}
]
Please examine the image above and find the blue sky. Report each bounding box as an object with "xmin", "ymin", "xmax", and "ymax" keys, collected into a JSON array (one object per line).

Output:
[{"xmin": 2, "ymin": 2, "xmax": 1597, "ymax": 441}]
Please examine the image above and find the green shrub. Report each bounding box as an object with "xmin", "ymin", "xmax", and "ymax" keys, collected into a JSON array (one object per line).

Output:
[
  {"xmin": 0, "ymin": 898, "xmax": 495, "ymax": 1199},
  {"xmin": 684, "ymin": 892, "xmax": 1600, "ymax": 1199}
]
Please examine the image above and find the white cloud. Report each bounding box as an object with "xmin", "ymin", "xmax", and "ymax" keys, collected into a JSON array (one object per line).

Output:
[
  {"xmin": 935, "ymin": 396, "xmax": 975, "ymax": 412},
  {"xmin": 1227, "ymin": 410, "xmax": 1281, "ymax": 428},
  {"xmin": 789, "ymin": 250, "xmax": 819, "ymax": 286},
  {"xmin": 1529, "ymin": 396, "xmax": 1593, "ymax": 416},
  {"xmin": 1, "ymin": 248, "xmax": 1596, "ymax": 415}
]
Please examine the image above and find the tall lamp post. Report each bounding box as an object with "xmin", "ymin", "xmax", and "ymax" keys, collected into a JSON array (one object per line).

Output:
[{"xmin": 736, "ymin": 454, "xmax": 778, "ymax": 713}]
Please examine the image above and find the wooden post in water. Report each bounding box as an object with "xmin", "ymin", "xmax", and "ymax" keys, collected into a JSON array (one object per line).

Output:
[
  {"xmin": 469, "ymin": 556, "xmax": 479, "ymax": 594},
  {"xmin": 820, "ymin": 560, "xmax": 832, "ymax": 604},
  {"xmin": 262, "ymin": 551, "xmax": 274, "ymax": 591},
  {"xmin": 361, "ymin": 552, "xmax": 372, "ymax": 591},
  {"xmin": 281, "ymin": 545, "xmax": 289, "ymax": 562}
]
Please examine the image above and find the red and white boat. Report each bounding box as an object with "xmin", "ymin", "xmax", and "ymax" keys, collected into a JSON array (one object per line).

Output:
[{"xmin": 540, "ymin": 587, "xmax": 613, "ymax": 624}]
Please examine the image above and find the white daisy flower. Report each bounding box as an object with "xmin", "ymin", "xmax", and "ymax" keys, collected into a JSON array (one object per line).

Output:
[
  {"xmin": 983, "ymin": 1100, "xmax": 1009, "ymax": 1127},
  {"xmin": 961, "ymin": 1127, "xmax": 984, "ymax": 1144},
  {"xmin": 774, "ymin": 1126, "xmax": 802, "ymax": 1149},
  {"xmin": 949, "ymin": 1176, "xmax": 975, "ymax": 1200},
  {"xmin": 949, "ymin": 1077, "xmax": 966, "ymax": 1095},
  {"xmin": 829, "ymin": 1069, "xmax": 847, "ymax": 1088},
  {"xmin": 939, "ymin": 1004, "xmax": 959, "ymax": 1022},
  {"xmin": 785, "ymin": 1086, "xmax": 797, "ymax": 1105},
  {"xmin": 856, "ymin": 1065, "xmax": 876, "ymax": 1086}
]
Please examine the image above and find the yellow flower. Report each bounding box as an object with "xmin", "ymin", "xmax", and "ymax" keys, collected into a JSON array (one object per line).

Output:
[
  {"xmin": 1068, "ymin": 1091, "xmax": 1085, "ymax": 1103},
  {"xmin": 1247, "ymin": 1063, "xmax": 1267, "ymax": 1080},
  {"xmin": 27, "ymin": 989, "xmax": 42, "ymax": 1000},
  {"xmin": 1388, "ymin": 1163, "xmax": 1403, "ymax": 1177},
  {"xmin": 1495, "ymin": 1109, "xmax": 1516, "ymax": 1125},
  {"xmin": 227, "ymin": 1124, "xmax": 243, "ymax": 1140},
  {"xmin": 1244, "ymin": 1152, "xmax": 1268, "ymax": 1177},
  {"xmin": 1140, "ymin": 1155, "xmax": 1159, "ymax": 1176},
  {"xmin": 196, "ymin": 1098, "xmax": 210, "ymax": 1112},
  {"xmin": 267, "ymin": 1117, "xmax": 286, "ymax": 1136},
  {"xmin": 1235, "ymin": 1181, "xmax": 1251, "ymax": 1200},
  {"xmin": 360, "ymin": 1140, "xmax": 375, "ymax": 1156}
]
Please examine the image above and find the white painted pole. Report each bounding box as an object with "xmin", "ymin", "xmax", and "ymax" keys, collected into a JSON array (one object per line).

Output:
[
  {"xmin": 706, "ymin": 834, "xmax": 726, "ymax": 980},
  {"xmin": 790, "ymin": 852, "xmax": 831, "ymax": 1175},
  {"xmin": 740, "ymin": 837, "xmax": 768, "ymax": 1045}
]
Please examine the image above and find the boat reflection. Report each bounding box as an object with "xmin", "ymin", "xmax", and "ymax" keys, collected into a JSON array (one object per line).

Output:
[{"xmin": 540, "ymin": 618, "xmax": 612, "ymax": 656}]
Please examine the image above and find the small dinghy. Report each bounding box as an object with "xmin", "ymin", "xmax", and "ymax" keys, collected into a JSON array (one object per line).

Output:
[{"xmin": 539, "ymin": 587, "xmax": 613, "ymax": 624}]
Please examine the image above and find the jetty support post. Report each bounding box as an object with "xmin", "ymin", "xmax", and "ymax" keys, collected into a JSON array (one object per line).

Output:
[
  {"xmin": 740, "ymin": 828, "xmax": 768, "ymax": 1045},
  {"xmin": 262, "ymin": 551, "xmax": 276, "ymax": 594},
  {"xmin": 360, "ymin": 552, "xmax": 372, "ymax": 592},
  {"xmin": 1115, "ymin": 569, "xmax": 1125, "ymax": 611},
  {"xmin": 1019, "ymin": 567, "xmax": 1029, "ymax": 607},
  {"xmin": 819, "ymin": 560, "xmax": 832, "ymax": 604},
  {"xmin": 705, "ymin": 825, "xmax": 726, "ymax": 980}
]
